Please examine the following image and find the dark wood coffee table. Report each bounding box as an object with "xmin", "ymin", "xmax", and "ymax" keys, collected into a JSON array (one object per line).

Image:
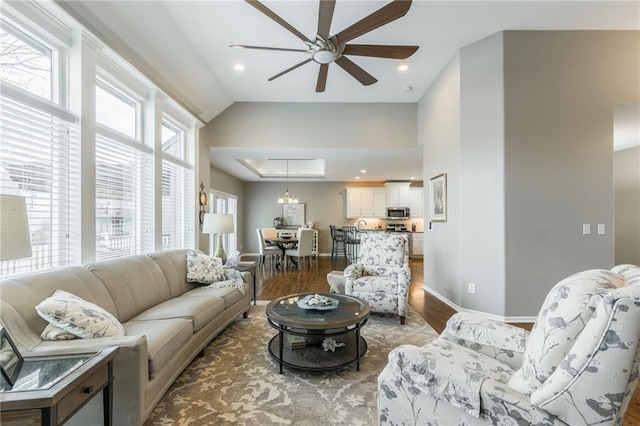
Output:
[{"xmin": 265, "ymin": 293, "xmax": 370, "ymax": 374}]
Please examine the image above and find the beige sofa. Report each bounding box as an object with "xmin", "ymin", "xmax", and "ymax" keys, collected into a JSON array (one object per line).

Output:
[{"xmin": 0, "ymin": 249, "xmax": 251, "ymax": 425}]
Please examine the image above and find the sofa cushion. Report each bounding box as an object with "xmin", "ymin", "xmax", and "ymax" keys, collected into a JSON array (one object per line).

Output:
[
  {"xmin": 124, "ymin": 318, "xmax": 192, "ymax": 378},
  {"xmin": 36, "ymin": 290, "xmax": 125, "ymax": 338},
  {"xmin": 180, "ymin": 286, "xmax": 245, "ymax": 309},
  {"xmin": 186, "ymin": 251, "xmax": 225, "ymax": 283},
  {"xmin": 0, "ymin": 266, "xmax": 118, "ymax": 335},
  {"xmin": 85, "ymin": 255, "xmax": 172, "ymax": 322},
  {"xmin": 130, "ymin": 296, "xmax": 225, "ymax": 332},
  {"xmin": 147, "ymin": 249, "xmax": 196, "ymax": 297},
  {"xmin": 508, "ymin": 269, "xmax": 621, "ymax": 395}
]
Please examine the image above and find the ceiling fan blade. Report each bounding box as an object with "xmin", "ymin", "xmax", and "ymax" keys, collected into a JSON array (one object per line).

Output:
[
  {"xmin": 334, "ymin": 0, "xmax": 412, "ymax": 45},
  {"xmin": 230, "ymin": 45, "xmax": 309, "ymax": 53},
  {"xmin": 246, "ymin": 0, "xmax": 311, "ymax": 44},
  {"xmin": 317, "ymin": 0, "xmax": 336, "ymax": 39},
  {"xmin": 343, "ymin": 44, "xmax": 418, "ymax": 59},
  {"xmin": 316, "ymin": 64, "xmax": 329, "ymax": 93},
  {"xmin": 268, "ymin": 58, "xmax": 313, "ymax": 81},
  {"xmin": 335, "ymin": 56, "xmax": 377, "ymax": 86}
]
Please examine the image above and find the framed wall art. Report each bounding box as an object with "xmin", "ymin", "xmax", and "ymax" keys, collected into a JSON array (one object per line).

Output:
[
  {"xmin": 429, "ymin": 173, "xmax": 447, "ymax": 222},
  {"xmin": 282, "ymin": 204, "xmax": 305, "ymax": 226}
]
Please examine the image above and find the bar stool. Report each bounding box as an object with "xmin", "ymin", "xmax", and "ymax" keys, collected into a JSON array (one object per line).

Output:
[
  {"xmin": 342, "ymin": 226, "xmax": 361, "ymax": 264},
  {"xmin": 330, "ymin": 225, "xmax": 345, "ymax": 261}
]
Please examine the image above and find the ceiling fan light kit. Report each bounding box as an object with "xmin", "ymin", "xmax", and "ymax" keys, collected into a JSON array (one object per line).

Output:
[{"xmin": 234, "ymin": 0, "xmax": 419, "ymax": 93}]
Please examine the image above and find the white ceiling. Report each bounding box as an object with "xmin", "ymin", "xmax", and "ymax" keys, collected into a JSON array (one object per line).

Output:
[{"xmin": 57, "ymin": 0, "xmax": 639, "ymax": 181}]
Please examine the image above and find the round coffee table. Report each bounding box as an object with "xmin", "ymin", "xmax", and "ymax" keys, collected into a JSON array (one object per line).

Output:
[{"xmin": 265, "ymin": 293, "xmax": 370, "ymax": 374}]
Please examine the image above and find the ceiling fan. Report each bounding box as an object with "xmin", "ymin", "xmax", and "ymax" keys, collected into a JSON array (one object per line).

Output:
[{"xmin": 231, "ymin": 0, "xmax": 419, "ymax": 93}]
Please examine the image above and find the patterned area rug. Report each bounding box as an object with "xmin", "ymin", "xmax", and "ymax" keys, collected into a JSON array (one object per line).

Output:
[{"xmin": 145, "ymin": 302, "xmax": 439, "ymax": 426}]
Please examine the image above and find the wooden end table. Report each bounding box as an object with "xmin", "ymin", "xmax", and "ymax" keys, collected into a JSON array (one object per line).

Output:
[
  {"xmin": 0, "ymin": 347, "xmax": 118, "ymax": 426},
  {"xmin": 235, "ymin": 261, "xmax": 257, "ymax": 305}
]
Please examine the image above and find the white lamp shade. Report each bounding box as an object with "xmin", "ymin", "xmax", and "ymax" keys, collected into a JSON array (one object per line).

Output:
[
  {"xmin": 202, "ymin": 213, "xmax": 235, "ymax": 234},
  {"xmin": 0, "ymin": 195, "xmax": 32, "ymax": 261}
]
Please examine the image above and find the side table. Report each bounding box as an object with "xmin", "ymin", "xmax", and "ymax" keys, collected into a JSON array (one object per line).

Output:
[
  {"xmin": 0, "ymin": 347, "xmax": 119, "ymax": 426},
  {"xmin": 235, "ymin": 261, "xmax": 258, "ymax": 305}
]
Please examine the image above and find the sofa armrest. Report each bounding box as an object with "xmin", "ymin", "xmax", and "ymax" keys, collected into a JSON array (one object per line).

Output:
[
  {"xmin": 441, "ymin": 312, "xmax": 529, "ymax": 370},
  {"xmin": 33, "ymin": 335, "xmax": 148, "ymax": 426}
]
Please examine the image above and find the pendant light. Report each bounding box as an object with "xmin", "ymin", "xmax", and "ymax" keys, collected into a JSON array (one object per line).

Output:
[{"xmin": 277, "ymin": 160, "xmax": 298, "ymax": 204}]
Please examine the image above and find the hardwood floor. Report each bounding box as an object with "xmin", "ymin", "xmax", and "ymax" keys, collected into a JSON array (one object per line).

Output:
[{"xmin": 253, "ymin": 255, "xmax": 640, "ymax": 425}]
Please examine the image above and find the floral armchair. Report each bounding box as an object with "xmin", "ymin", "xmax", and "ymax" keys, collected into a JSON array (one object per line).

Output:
[
  {"xmin": 344, "ymin": 233, "xmax": 410, "ymax": 324},
  {"xmin": 378, "ymin": 264, "xmax": 640, "ymax": 425}
]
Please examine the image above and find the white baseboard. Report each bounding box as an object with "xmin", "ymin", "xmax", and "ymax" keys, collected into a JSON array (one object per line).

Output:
[{"xmin": 423, "ymin": 285, "xmax": 536, "ymax": 324}]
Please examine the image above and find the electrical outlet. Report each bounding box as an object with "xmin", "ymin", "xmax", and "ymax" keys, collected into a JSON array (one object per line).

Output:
[
  {"xmin": 597, "ymin": 224, "xmax": 606, "ymax": 235},
  {"xmin": 468, "ymin": 283, "xmax": 476, "ymax": 294},
  {"xmin": 582, "ymin": 224, "xmax": 591, "ymax": 235}
]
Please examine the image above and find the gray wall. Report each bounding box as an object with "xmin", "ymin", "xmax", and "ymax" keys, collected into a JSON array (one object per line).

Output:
[
  {"xmin": 197, "ymin": 126, "xmax": 211, "ymax": 253},
  {"xmin": 418, "ymin": 54, "xmax": 462, "ymax": 305},
  {"xmin": 206, "ymin": 102, "xmax": 417, "ymax": 148},
  {"xmin": 243, "ymin": 181, "xmax": 385, "ymax": 254},
  {"xmin": 418, "ymin": 30, "xmax": 639, "ymax": 318},
  {"xmin": 459, "ymin": 33, "xmax": 507, "ymax": 316},
  {"xmin": 615, "ymin": 146, "xmax": 640, "ymax": 265},
  {"xmin": 503, "ymin": 31, "xmax": 638, "ymax": 316}
]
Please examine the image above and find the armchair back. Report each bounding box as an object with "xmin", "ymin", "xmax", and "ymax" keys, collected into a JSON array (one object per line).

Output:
[{"xmin": 358, "ymin": 233, "xmax": 409, "ymax": 268}]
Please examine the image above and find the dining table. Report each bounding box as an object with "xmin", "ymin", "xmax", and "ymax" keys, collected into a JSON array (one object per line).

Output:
[{"xmin": 265, "ymin": 237, "xmax": 299, "ymax": 268}]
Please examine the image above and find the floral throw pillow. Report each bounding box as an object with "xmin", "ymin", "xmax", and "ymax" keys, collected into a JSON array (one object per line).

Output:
[
  {"xmin": 186, "ymin": 251, "xmax": 225, "ymax": 283},
  {"xmin": 36, "ymin": 290, "xmax": 125, "ymax": 339},
  {"xmin": 41, "ymin": 323, "xmax": 78, "ymax": 341}
]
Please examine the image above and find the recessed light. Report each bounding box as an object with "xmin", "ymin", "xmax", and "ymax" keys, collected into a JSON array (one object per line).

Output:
[
  {"xmin": 398, "ymin": 64, "xmax": 409, "ymax": 72},
  {"xmin": 360, "ymin": 169, "xmax": 367, "ymax": 173},
  {"xmin": 402, "ymin": 86, "xmax": 413, "ymax": 92},
  {"xmin": 355, "ymin": 176, "xmax": 361, "ymax": 180},
  {"xmin": 234, "ymin": 64, "xmax": 245, "ymax": 72}
]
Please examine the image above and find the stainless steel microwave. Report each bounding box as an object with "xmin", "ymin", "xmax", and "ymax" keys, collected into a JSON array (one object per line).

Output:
[{"xmin": 387, "ymin": 207, "xmax": 410, "ymax": 219}]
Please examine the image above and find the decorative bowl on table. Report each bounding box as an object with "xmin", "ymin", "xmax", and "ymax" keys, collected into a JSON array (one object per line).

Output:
[
  {"xmin": 297, "ymin": 294, "xmax": 339, "ymax": 310},
  {"xmin": 281, "ymin": 236, "xmax": 293, "ymax": 240}
]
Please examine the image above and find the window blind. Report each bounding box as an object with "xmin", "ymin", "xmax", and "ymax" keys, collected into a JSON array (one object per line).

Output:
[
  {"xmin": 95, "ymin": 131, "xmax": 153, "ymax": 261},
  {"xmin": 162, "ymin": 155, "xmax": 194, "ymax": 251},
  {"xmin": 0, "ymin": 85, "xmax": 79, "ymax": 276}
]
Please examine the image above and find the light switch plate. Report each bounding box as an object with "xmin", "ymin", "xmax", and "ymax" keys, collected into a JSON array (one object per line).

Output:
[
  {"xmin": 597, "ymin": 224, "xmax": 605, "ymax": 235},
  {"xmin": 582, "ymin": 224, "xmax": 591, "ymax": 235}
]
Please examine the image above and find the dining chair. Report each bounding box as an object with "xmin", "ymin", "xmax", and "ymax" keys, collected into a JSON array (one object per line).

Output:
[
  {"xmin": 261, "ymin": 227, "xmax": 278, "ymax": 247},
  {"xmin": 285, "ymin": 228, "xmax": 314, "ymax": 269},
  {"xmin": 256, "ymin": 228, "xmax": 280, "ymax": 269}
]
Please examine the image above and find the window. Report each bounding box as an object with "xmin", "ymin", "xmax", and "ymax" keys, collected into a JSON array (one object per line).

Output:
[
  {"xmin": 95, "ymin": 78, "xmax": 152, "ymax": 261},
  {"xmin": 0, "ymin": 21, "xmax": 54, "ymax": 101},
  {"xmin": 161, "ymin": 119, "xmax": 194, "ymax": 251},
  {"xmin": 0, "ymin": 22, "xmax": 78, "ymax": 276}
]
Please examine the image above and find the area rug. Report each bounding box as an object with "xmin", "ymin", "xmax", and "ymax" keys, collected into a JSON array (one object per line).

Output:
[{"xmin": 145, "ymin": 303, "xmax": 439, "ymax": 426}]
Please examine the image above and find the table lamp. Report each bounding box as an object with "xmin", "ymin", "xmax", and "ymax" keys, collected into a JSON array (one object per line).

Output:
[
  {"xmin": 0, "ymin": 194, "xmax": 32, "ymax": 261},
  {"xmin": 202, "ymin": 213, "xmax": 235, "ymax": 264}
]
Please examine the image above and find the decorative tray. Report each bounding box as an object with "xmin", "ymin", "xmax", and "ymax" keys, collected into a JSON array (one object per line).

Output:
[{"xmin": 297, "ymin": 294, "xmax": 339, "ymax": 310}]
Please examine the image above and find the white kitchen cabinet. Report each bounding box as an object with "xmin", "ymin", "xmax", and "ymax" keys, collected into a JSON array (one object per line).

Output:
[
  {"xmin": 385, "ymin": 182, "xmax": 411, "ymax": 207},
  {"xmin": 411, "ymin": 232, "xmax": 424, "ymax": 257},
  {"xmin": 409, "ymin": 188, "xmax": 424, "ymax": 218},
  {"xmin": 346, "ymin": 188, "xmax": 387, "ymax": 218}
]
